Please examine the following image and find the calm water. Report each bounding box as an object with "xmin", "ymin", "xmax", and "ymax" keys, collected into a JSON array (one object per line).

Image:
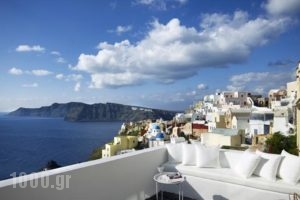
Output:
[{"xmin": 0, "ymin": 115, "xmax": 122, "ymax": 180}]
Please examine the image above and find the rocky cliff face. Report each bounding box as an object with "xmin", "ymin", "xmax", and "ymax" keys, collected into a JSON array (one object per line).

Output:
[{"xmin": 9, "ymin": 102, "xmax": 177, "ymax": 122}]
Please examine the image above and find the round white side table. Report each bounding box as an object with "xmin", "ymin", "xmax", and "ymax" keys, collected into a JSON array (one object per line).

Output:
[{"xmin": 153, "ymin": 172, "xmax": 185, "ymax": 200}]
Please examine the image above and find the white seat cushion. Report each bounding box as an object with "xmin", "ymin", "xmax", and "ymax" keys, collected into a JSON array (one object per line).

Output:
[
  {"xmin": 233, "ymin": 151, "xmax": 261, "ymax": 178},
  {"xmin": 161, "ymin": 161, "xmax": 180, "ymax": 172},
  {"xmin": 196, "ymin": 145, "xmax": 220, "ymax": 168},
  {"xmin": 222, "ymin": 150, "xmax": 243, "ymax": 168},
  {"xmin": 182, "ymin": 143, "xmax": 198, "ymax": 165},
  {"xmin": 254, "ymin": 150, "xmax": 282, "ymax": 182},
  {"xmin": 278, "ymin": 150, "xmax": 300, "ymax": 185},
  {"xmin": 166, "ymin": 143, "xmax": 183, "ymax": 163}
]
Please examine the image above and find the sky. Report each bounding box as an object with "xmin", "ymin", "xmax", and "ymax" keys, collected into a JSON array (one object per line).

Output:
[{"xmin": 1, "ymin": 0, "xmax": 300, "ymax": 112}]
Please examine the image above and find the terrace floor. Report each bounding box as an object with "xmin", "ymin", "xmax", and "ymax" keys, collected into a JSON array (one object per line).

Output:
[{"xmin": 146, "ymin": 191, "xmax": 196, "ymax": 200}]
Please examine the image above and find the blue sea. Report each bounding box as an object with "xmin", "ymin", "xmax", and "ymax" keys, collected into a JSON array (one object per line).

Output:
[{"xmin": 0, "ymin": 114, "xmax": 122, "ymax": 180}]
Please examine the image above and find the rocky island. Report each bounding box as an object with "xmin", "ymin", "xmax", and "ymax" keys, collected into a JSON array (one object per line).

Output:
[{"xmin": 8, "ymin": 102, "xmax": 178, "ymax": 122}]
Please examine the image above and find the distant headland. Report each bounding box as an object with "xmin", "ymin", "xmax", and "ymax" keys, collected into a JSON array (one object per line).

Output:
[{"xmin": 8, "ymin": 102, "xmax": 178, "ymax": 122}]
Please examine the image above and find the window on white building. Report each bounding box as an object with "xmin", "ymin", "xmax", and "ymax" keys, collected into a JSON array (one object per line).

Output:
[{"xmin": 254, "ymin": 129, "xmax": 258, "ymax": 135}]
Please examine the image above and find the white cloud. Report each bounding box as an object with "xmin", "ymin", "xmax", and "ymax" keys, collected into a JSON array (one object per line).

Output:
[
  {"xmin": 31, "ymin": 69, "xmax": 53, "ymax": 76},
  {"xmin": 16, "ymin": 45, "xmax": 45, "ymax": 52},
  {"xmin": 197, "ymin": 83, "xmax": 207, "ymax": 90},
  {"xmin": 73, "ymin": 12, "xmax": 290, "ymax": 89},
  {"xmin": 8, "ymin": 67, "xmax": 23, "ymax": 75},
  {"xmin": 136, "ymin": 0, "xmax": 155, "ymax": 5},
  {"xmin": 9, "ymin": 67, "xmax": 54, "ymax": 77},
  {"xmin": 51, "ymin": 51, "xmax": 61, "ymax": 56},
  {"xmin": 227, "ymin": 72, "xmax": 292, "ymax": 94},
  {"xmin": 109, "ymin": 25, "xmax": 132, "ymax": 35},
  {"xmin": 215, "ymin": 89, "xmax": 221, "ymax": 94},
  {"xmin": 176, "ymin": 0, "xmax": 188, "ymax": 4},
  {"xmin": 50, "ymin": 51, "xmax": 66, "ymax": 63},
  {"xmin": 55, "ymin": 74, "xmax": 83, "ymax": 82},
  {"xmin": 74, "ymin": 82, "xmax": 81, "ymax": 92},
  {"xmin": 263, "ymin": 0, "xmax": 300, "ymax": 16},
  {"xmin": 116, "ymin": 25, "xmax": 132, "ymax": 34},
  {"xmin": 56, "ymin": 57, "xmax": 66, "ymax": 63},
  {"xmin": 56, "ymin": 74, "xmax": 64, "ymax": 80},
  {"xmin": 66, "ymin": 74, "xmax": 83, "ymax": 82},
  {"xmin": 186, "ymin": 90, "xmax": 196, "ymax": 96},
  {"xmin": 134, "ymin": 0, "xmax": 187, "ymax": 10},
  {"xmin": 22, "ymin": 83, "xmax": 38, "ymax": 88},
  {"xmin": 135, "ymin": 0, "xmax": 166, "ymax": 10},
  {"xmin": 89, "ymin": 72, "xmax": 145, "ymax": 88}
]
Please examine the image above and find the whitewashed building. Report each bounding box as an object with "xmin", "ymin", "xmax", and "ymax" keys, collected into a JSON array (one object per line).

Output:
[
  {"xmin": 174, "ymin": 113, "xmax": 186, "ymax": 123},
  {"xmin": 225, "ymin": 108, "xmax": 251, "ymax": 136},
  {"xmin": 249, "ymin": 108, "xmax": 274, "ymax": 137},
  {"xmin": 201, "ymin": 128, "xmax": 245, "ymax": 147},
  {"xmin": 273, "ymin": 107, "xmax": 293, "ymax": 135},
  {"xmin": 214, "ymin": 91, "xmax": 251, "ymax": 108}
]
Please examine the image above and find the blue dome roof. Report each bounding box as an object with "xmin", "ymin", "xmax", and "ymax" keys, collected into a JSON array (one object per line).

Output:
[{"xmin": 156, "ymin": 132, "xmax": 164, "ymax": 139}]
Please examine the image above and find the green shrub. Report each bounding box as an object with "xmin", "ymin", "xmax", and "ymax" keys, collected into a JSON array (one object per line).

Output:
[{"xmin": 265, "ymin": 132, "xmax": 298, "ymax": 155}]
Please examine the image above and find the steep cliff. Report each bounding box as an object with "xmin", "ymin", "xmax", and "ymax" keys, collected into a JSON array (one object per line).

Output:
[{"xmin": 9, "ymin": 102, "xmax": 177, "ymax": 121}]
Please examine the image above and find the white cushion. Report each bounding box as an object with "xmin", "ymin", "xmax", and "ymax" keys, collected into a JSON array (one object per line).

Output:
[
  {"xmin": 182, "ymin": 143, "xmax": 197, "ymax": 166},
  {"xmin": 196, "ymin": 145, "xmax": 220, "ymax": 168},
  {"xmin": 254, "ymin": 150, "xmax": 282, "ymax": 181},
  {"xmin": 278, "ymin": 150, "xmax": 300, "ymax": 185},
  {"xmin": 161, "ymin": 161, "xmax": 179, "ymax": 172},
  {"xmin": 223, "ymin": 151, "xmax": 243, "ymax": 168},
  {"xmin": 166, "ymin": 143, "xmax": 183, "ymax": 163},
  {"xmin": 233, "ymin": 151, "xmax": 261, "ymax": 178}
]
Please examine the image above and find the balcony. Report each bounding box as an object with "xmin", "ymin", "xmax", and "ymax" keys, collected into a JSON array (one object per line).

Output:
[{"xmin": 0, "ymin": 146, "xmax": 297, "ymax": 200}]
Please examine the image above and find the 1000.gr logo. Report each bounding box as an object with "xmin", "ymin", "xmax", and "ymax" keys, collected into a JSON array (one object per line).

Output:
[{"xmin": 10, "ymin": 172, "xmax": 71, "ymax": 190}]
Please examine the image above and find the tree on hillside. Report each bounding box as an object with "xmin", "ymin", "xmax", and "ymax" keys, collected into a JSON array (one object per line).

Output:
[{"xmin": 265, "ymin": 132, "xmax": 297, "ymax": 155}]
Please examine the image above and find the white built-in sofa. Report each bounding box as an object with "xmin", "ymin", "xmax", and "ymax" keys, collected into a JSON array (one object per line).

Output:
[{"xmin": 161, "ymin": 143, "xmax": 300, "ymax": 200}]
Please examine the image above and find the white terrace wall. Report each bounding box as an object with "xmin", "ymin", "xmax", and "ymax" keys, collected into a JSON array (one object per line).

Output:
[{"xmin": 0, "ymin": 146, "xmax": 168, "ymax": 200}]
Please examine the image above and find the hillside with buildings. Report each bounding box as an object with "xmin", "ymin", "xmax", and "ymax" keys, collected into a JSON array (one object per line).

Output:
[{"xmin": 94, "ymin": 62, "xmax": 300, "ymax": 159}]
